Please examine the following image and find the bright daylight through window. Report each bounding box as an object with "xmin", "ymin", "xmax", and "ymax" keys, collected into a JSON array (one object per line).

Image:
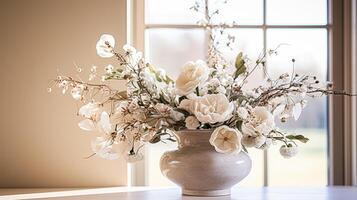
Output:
[{"xmin": 144, "ymin": 0, "xmax": 328, "ymax": 186}]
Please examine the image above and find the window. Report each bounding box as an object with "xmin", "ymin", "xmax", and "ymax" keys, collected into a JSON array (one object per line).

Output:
[{"xmin": 136, "ymin": 0, "xmax": 329, "ymax": 186}]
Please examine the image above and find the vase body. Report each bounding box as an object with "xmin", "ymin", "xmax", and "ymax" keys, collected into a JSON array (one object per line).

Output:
[{"xmin": 160, "ymin": 129, "xmax": 252, "ymax": 196}]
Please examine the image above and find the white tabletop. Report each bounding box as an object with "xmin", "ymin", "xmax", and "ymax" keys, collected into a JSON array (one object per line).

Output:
[{"xmin": 1, "ymin": 186, "xmax": 357, "ymax": 200}]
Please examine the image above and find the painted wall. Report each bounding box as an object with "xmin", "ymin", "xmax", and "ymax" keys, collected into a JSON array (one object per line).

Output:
[{"xmin": 0, "ymin": 0, "xmax": 128, "ymax": 187}]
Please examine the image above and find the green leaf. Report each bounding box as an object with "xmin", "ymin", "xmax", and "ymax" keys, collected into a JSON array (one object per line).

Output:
[
  {"xmin": 234, "ymin": 52, "xmax": 246, "ymax": 78},
  {"xmin": 116, "ymin": 91, "xmax": 128, "ymax": 99},
  {"xmin": 286, "ymin": 134, "xmax": 309, "ymax": 143},
  {"xmin": 236, "ymin": 120, "xmax": 243, "ymax": 132}
]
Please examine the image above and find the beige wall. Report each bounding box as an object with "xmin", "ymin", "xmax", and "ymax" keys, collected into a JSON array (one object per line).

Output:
[{"xmin": 0, "ymin": 0, "xmax": 128, "ymax": 187}]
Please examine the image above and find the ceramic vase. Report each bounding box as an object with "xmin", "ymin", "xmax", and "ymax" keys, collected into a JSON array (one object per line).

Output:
[{"xmin": 160, "ymin": 129, "xmax": 252, "ymax": 196}]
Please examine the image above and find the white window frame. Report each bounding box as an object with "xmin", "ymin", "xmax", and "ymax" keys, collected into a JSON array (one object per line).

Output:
[{"xmin": 128, "ymin": 0, "xmax": 357, "ymax": 186}]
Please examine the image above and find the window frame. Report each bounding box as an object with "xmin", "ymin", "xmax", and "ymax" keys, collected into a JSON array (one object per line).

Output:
[{"xmin": 129, "ymin": 0, "xmax": 357, "ymax": 186}]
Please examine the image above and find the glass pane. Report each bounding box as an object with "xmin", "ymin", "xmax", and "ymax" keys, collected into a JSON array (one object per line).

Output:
[
  {"xmin": 266, "ymin": 29, "xmax": 328, "ymax": 186},
  {"xmin": 266, "ymin": 0, "xmax": 327, "ymax": 25},
  {"xmin": 146, "ymin": 28, "xmax": 207, "ymax": 79},
  {"xmin": 146, "ymin": 0, "xmax": 201, "ymax": 24},
  {"xmin": 146, "ymin": 143, "xmax": 177, "ymax": 186},
  {"xmin": 220, "ymin": 29, "xmax": 264, "ymax": 89},
  {"xmin": 209, "ymin": 0, "xmax": 263, "ymax": 25}
]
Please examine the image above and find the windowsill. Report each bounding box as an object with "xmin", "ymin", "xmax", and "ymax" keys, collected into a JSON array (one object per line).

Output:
[{"xmin": 1, "ymin": 186, "xmax": 357, "ymax": 200}]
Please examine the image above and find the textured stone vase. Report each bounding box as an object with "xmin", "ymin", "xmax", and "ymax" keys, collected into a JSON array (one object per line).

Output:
[{"xmin": 160, "ymin": 129, "xmax": 252, "ymax": 196}]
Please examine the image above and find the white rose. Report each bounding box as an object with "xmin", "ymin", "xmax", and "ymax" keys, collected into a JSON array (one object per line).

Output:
[
  {"xmin": 279, "ymin": 145, "xmax": 298, "ymax": 158},
  {"xmin": 179, "ymin": 94, "xmax": 234, "ymax": 124},
  {"xmin": 96, "ymin": 34, "xmax": 115, "ymax": 58},
  {"xmin": 209, "ymin": 126, "xmax": 243, "ymax": 154},
  {"xmin": 242, "ymin": 106, "xmax": 275, "ymax": 136},
  {"xmin": 175, "ymin": 60, "xmax": 209, "ymax": 96},
  {"xmin": 185, "ymin": 116, "xmax": 200, "ymax": 130},
  {"xmin": 237, "ymin": 107, "xmax": 248, "ymax": 119}
]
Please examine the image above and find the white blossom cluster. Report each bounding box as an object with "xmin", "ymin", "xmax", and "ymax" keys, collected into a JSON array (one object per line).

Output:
[{"xmin": 48, "ymin": 32, "xmax": 345, "ymax": 162}]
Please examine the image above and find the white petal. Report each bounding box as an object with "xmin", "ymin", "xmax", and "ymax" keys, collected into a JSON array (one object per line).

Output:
[
  {"xmin": 78, "ymin": 119, "xmax": 96, "ymax": 131},
  {"xmin": 79, "ymin": 103, "xmax": 99, "ymax": 118},
  {"xmin": 273, "ymin": 104, "xmax": 285, "ymax": 116},
  {"xmin": 293, "ymin": 103, "xmax": 302, "ymax": 120},
  {"xmin": 96, "ymin": 34, "xmax": 115, "ymax": 58},
  {"xmin": 99, "ymin": 112, "xmax": 112, "ymax": 134}
]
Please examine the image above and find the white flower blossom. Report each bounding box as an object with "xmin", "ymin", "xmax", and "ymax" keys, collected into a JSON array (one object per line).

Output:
[
  {"xmin": 241, "ymin": 106, "xmax": 275, "ymax": 136},
  {"xmin": 105, "ymin": 64, "xmax": 114, "ymax": 74},
  {"xmin": 185, "ymin": 116, "xmax": 200, "ymax": 130},
  {"xmin": 279, "ymin": 145, "xmax": 298, "ymax": 158},
  {"xmin": 96, "ymin": 34, "xmax": 115, "ymax": 58},
  {"xmin": 175, "ymin": 60, "xmax": 209, "ymax": 96},
  {"xmin": 209, "ymin": 126, "xmax": 243, "ymax": 154},
  {"xmin": 91, "ymin": 136, "xmax": 118, "ymax": 160},
  {"xmin": 179, "ymin": 94, "xmax": 234, "ymax": 124},
  {"xmin": 70, "ymin": 84, "xmax": 85, "ymax": 100},
  {"xmin": 78, "ymin": 103, "xmax": 100, "ymax": 119},
  {"xmin": 123, "ymin": 44, "xmax": 136, "ymax": 54}
]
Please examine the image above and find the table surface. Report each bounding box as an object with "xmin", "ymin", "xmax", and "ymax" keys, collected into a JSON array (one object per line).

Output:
[{"xmin": 1, "ymin": 186, "xmax": 357, "ymax": 200}]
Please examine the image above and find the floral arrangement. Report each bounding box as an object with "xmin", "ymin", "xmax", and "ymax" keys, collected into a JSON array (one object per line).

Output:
[{"xmin": 50, "ymin": 1, "xmax": 351, "ymax": 162}]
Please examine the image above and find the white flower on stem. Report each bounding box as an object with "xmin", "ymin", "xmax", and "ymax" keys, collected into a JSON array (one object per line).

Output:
[
  {"xmin": 241, "ymin": 106, "xmax": 275, "ymax": 136},
  {"xmin": 71, "ymin": 84, "xmax": 85, "ymax": 100},
  {"xmin": 91, "ymin": 136, "xmax": 118, "ymax": 160},
  {"xmin": 237, "ymin": 107, "xmax": 248, "ymax": 120},
  {"xmin": 123, "ymin": 44, "xmax": 136, "ymax": 54},
  {"xmin": 279, "ymin": 145, "xmax": 298, "ymax": 158},
  {"xmin": 277, "ymin": 102, "xmax": 303, "ymax": 121},
  {"xmin": 96, "ymin": 34, "xmax": 115, "ymax": 58},
  {"xmin": 179, "ymin": 94, "xmax": 234, "ymax": 124},
  {"xmin": 175, "ymin": 60, "xmax": 209, "ymax": 96},
  {"xmin": 105, "ymin": 64, "xmax": 114, "ymax": 74},
  {"xmin": 78, "ymin": 102, "xmax": 100, "ymax": 119},
  {"xmin": 185, "ymin": 116, "xmax": 200, "ymax": 130},
  {"xmin": 241, "ymin": 135, "xmax": 268, "ymax": 149},
  {"xmin": 209, "ymin": 125, "xmax": 243, "ymax": 154}
]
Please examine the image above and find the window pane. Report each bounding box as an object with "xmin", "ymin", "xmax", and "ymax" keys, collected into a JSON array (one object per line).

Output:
[
  {"xmin": 266, "ymin": 0, "xmax": 327, "ymax": 25},
  {"xmin": 146, "ymin": 0, "xmax": 201, "ymax": 24},
  {"xmin": 220, "ymin": 29, "xmax": 264, "ymax": 89},
  {"xmin": 266, "ymin": 29, "xmax": 328, "ymax": 186},
  {"xmin": 146, "ymin": 28, "xmax": 207, "ymax": 78},
  {"xmin": 209, "ymin": 0, "xmax": 263, "ymax": 25}
]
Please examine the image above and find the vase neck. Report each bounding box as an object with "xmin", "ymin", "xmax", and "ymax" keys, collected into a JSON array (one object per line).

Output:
[{"xmin": 176, "ymin": 130, "xmax": 213, "ymax": 148}]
